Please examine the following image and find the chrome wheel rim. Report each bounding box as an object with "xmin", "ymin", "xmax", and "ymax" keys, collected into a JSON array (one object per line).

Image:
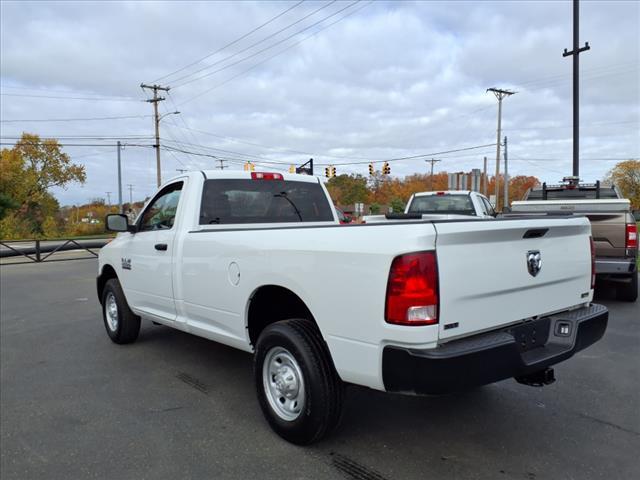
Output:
[
  {"xmin": 105, "ymin": 292, "xmax": 119, "ymax": 332},
  {"xmin": 262, "ymin": 347, "xmax": 305, "ymax": 421}
]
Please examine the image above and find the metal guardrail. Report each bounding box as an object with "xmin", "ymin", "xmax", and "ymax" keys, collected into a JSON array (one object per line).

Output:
[{"xmin": 0, "ymin": 238, "xmax": 111, "ymax": 264}]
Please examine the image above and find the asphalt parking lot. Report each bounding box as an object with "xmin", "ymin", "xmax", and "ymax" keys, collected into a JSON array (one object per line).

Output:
[{"xmin": 1, "ymin": 259, "xmax": 638, "ymax": 480}]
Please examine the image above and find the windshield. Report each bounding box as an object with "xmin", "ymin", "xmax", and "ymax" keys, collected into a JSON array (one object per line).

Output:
[{"xmin": 407, "ymin": 194, "xmax": 475, "ymax": 215}]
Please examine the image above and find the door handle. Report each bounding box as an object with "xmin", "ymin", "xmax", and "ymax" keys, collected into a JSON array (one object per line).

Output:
[{"xmin": 154, "ymin": 243, "xmax": 168, "ymax": 251}]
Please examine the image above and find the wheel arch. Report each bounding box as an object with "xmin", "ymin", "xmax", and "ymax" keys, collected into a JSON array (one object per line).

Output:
[
  {"xmin": 97, "ymin": 264, "xmax": 118, "ymax": 304},
  {"xmin": 246, "ymin": 284, "xmax": 322, "ymax": 348}
]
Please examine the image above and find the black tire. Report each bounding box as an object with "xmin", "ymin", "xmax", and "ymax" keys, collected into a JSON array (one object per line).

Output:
[
  {"xmin": 101, "ymin": 278, "xmax": 141, "ymax": 344},
  {"xmin": 254, "ymin": 319, "xmax": 344, "ymax": 445},
  {"xmin": 617, "ymin": 273, "xmax": 638, "ymax": 302}
]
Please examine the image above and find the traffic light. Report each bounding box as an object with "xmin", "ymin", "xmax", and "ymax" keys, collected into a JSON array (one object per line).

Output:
[
  {"xmin": 368, "ymin": 163, "xmax": 374, "ymax": 176},
  {"xmin": 331, "ymin": 166, "xmax": 336, "ymax": 177},
  {"xmin": 325, "ymin": 167, "xmax": 330, "ymax": 178},
  {"xmin": 383, "ymin": 162, "xmax": 391, "ymax": 175},
  {"xmin": 289, "ymin": 165, "xmax": 295, "ymax": 173},
  {"xmin": 244, "ymin": 161, "xmax": 255, "ymax": 172}
]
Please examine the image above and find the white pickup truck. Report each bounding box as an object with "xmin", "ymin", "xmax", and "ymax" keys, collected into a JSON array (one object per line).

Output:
[
  {"xmin": 98, "ymin": 170, "xmax": 608, "ymax": 444},
  {"xmin": 362, "ymin": 190, "xmax": 495, "ymax": 223}
]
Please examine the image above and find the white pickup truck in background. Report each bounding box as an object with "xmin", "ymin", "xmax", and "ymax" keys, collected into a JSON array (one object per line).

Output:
[
  {"xmin": 97, "ymin": 171, "xmax": 608, "ymax": 444},
  {"xmin": 362, "ymin": 190, "xmax": 495, "ymax": 223}
]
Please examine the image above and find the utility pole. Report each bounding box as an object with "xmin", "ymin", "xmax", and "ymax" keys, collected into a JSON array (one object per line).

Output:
[
  {"xmin": 487, "ymin": 87, "xmax": 515, "ymax": 209},
  {"xmin": 563, "ymin": 0, "xmax": 590, "ymax": 177},
  {"xmin": 117, "ymin": 141, "xmax": 123, "ymax": 213},
  {"xmin": 127, "ymin": 184, "xmax": 134, "ymax": 206},
  {"xmin": 482, "ymin": 156, "xmax": 488, "ymax": 196},
  {"xmin": 105, "ymin": 192, "xmax": 112, "ymax": 206},
  {"xmin": 425, "ymin": 158, "xmax": 441, "ymax": 190},
  {"xmin": 503, "ymin": 136, "xmax": 509, "ymax": 209},
  {"xmin": 140, "ymin": 83, "xmax": 170, "ymax": 187}
]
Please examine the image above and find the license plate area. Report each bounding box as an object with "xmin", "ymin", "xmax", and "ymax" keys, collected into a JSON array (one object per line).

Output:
[{"xmin": 508, "ymin": 318, "xmax": 550, "ymax": 353}]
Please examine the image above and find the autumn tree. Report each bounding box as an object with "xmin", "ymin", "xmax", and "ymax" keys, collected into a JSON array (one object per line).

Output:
[
  {"xmin": 0, "ymin": 133, "xmax": 86, "ymax": 238},
  {"xmin": 606, "ymin": 160, "xmax": 640, "ymax": 209},
  {"xmin": 326, "ymin": 174, "xmax": 369, "ymax": 205},
  {"xmin": 508, "ymin": 175, "xmax": 540, "ymax": 204}
]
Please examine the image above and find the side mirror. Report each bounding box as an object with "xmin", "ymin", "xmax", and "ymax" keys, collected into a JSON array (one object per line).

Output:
[{"xmin": 106, "ymin": 214, "xmax": 134, "ymax": 233}]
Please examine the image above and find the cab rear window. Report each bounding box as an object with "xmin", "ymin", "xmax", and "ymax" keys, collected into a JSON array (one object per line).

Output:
[
  {"xmin": 407, "ymin": 194, "xmax": 475, "ymax": 215},
  {"xmin": 199, "ymin": 179, "xmax": 334, "ymax": 224}
]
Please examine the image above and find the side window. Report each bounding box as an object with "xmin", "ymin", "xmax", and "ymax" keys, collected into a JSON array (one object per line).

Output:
[{"xmin": 139, "ymin": 182, "xmax": 183, "ymax": 231}]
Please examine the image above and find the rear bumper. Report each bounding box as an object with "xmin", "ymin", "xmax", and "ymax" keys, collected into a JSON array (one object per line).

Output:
[
  {"xmin": 382, "ymin": 304, "xmax": 608, "ymax": 394},
  {"xmin": 595, "ymin": 257, "xmax": 636, "ymax": 275}
]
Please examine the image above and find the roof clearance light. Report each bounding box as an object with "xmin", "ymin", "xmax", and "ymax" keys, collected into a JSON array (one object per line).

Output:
[{"xmin": 251, "ymin": 172, "xmax": 283, "ymax": 181}]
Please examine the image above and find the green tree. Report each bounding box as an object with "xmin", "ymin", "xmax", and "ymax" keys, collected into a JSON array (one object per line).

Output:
[
  {"xmin": 0, "ymin": 192, "xmax": 18, "ymax": 221},
  {"xmin": 389, "ymin": 197, "xmax": 405, "ymax": 213},
  {"xmin": 606, "ymin": 160, "xmax": 640, "ymax": 209},
  {"xmin": 0, "ymin": 133, "xmax": 86, "ymax": 238}
]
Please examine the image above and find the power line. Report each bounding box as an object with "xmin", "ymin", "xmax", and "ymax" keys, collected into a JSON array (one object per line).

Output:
[
  {"xmin": 0, "ymin": 114, "xmax": 153, "ymax": 123},
  {"xmin": 177, "ymin": 1, "xmax": 371, "ymax": 105},
  {"xmin": 1, "ymin": 85, "xmax": 139, "ymax": 98},
  {"xmin": 503, "ymin": 120, "xmax": 639, "ymax": 131},
  {"xmin": 174, "ymin": 1, "xmax": 360, "ymax": 89},
  {"xmin": 0, "ymin": 135, "xmax": 154, "ymax": 139},
  {"xmin": 165, "ymin": 120, "xmax": 380, "ymax": 161},
  {"xmin": 171, "ymin": 1, "xmax": 338, "ymax": 87},
  {"xmin": 161, "ymin": 142, "xmax": 500, "ymax": 167},
  {"xmin": 514, "ymin": 62, "xmax": 637, "ymax": 89},
  {"xmin": 153, "ymin": 0, "xmax": 306, "ymax": 83},
  {"xmin": 508, "ymin": 156, "xmax": 637, "ymax": 162},
  {"xmin": 0, "ymin": 93, "xmax": 141, "ymax": 102},
  {"xmin": 0, "ymin": 142, "xmax": 155, "ymax": 148}
]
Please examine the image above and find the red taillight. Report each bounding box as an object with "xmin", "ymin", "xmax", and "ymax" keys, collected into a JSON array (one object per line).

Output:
[
  {"xmin": 251, "ymin": 172, "xmax": 283, "ymax": 181},
  {"xmin": 626, "ymin": 223, "xmax": 638, "ymax": 250},
  {"xmin": 385, "ymin": 251, "xmax": 438, "ymax": 326},
  {"xmin": 590, "ymin": 236, "xmax": 596, "ymax": 289}
]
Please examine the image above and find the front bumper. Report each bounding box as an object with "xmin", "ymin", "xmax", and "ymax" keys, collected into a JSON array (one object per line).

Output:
[
  {"xmin": 595, "ymin": 257, "xmax": 636, "ymax": 275},
  {"xmin": 382, "ymin": 304, "xmax": 608, "ymax": 394}
]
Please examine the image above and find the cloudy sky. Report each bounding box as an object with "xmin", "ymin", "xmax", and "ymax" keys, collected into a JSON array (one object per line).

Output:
[{"xmin": 1, "ymin": 0, "xmax": 638, "ymax": 205}]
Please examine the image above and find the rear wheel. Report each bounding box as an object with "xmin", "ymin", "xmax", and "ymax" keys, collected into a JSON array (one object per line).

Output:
[
  {"xmin": 617, "ymin": 273, "xmax": 638, "ymax": 302},
  {"xmin": 254, "ymin": 319, "xmax": 344, "ymax": 445},
  {"xmin": 102, "ymin": 278, "xmax": 141, "ymax": 344}
]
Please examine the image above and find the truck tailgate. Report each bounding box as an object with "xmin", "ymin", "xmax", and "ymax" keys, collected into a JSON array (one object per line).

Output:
[{"xmin": 434, "ymin": 218, "xmax": 593, "ymax": 341}]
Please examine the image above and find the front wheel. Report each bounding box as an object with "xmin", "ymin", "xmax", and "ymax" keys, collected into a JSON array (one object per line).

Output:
[
  {"xmin": 254, "ymin": 319, "xmax": 344, "ymax": 445},
  {"xmin": 101, "ymin": 278, "xmax": 141, "ymax": 344}
]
